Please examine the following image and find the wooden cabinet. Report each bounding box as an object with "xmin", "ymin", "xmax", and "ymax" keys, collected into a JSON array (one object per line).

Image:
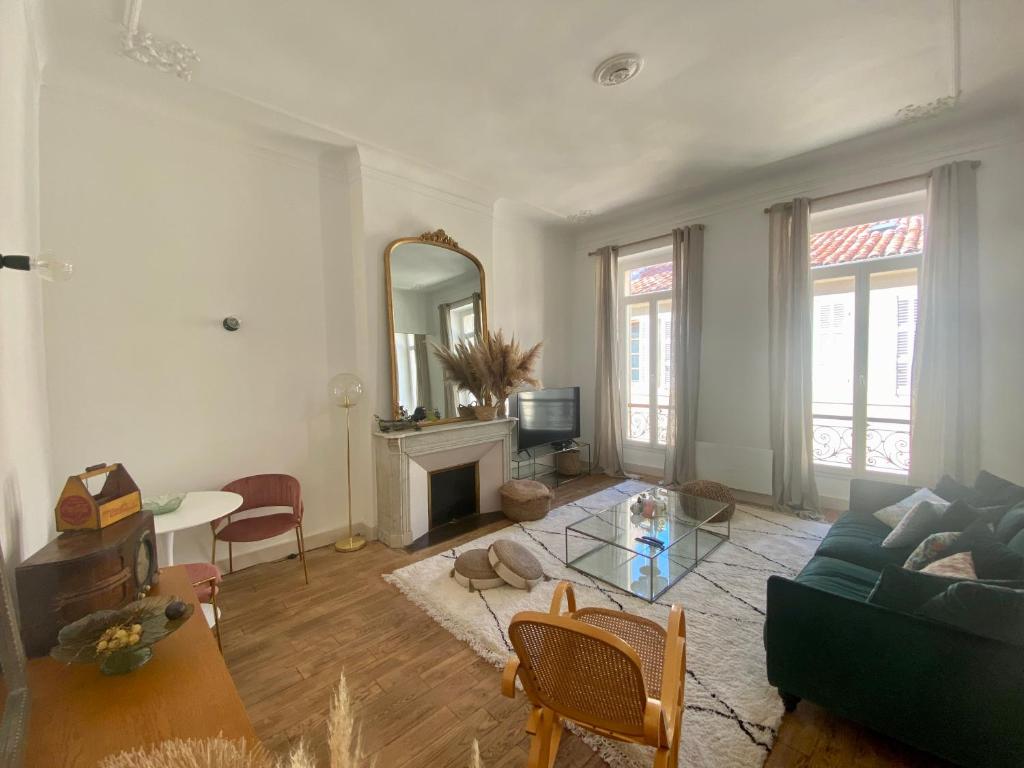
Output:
[{"xmin": 23, "ymin": 566, "xmax": 255, "ymax": 766}]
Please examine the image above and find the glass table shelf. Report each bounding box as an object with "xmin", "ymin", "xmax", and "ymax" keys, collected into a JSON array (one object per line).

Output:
[{"xmin": 565, "ymin": 486, "xmax": 730, "ymax": 602}]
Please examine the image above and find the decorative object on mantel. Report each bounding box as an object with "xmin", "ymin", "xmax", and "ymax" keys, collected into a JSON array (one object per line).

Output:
[
  {"xmin": 50, "ymin": 595, "xmax": 194, "ymax": 675},
  {"xmin": 56, "ymin": 463, "xmax": 142, "ymax": 532},
  {"xmin": 121, "ymin": 0, "xmax": 200, "ymax": 81},
  {"xmin": 374, "ymin": 415, "xmax": 422, "ymax": 433},
  {"xmin": 433, "ymin": 329, "xmax": 542, "ymax": 421},
  {"xmin": 0, "ymin": 539, "xmax": 29, "ymax": 767},
  {"xmin": 17, "ymin": 510, "xmax": 159, "ymax": 657},
  {"xmin": 329, "ymin": 373, "xmax": 368, "ymax": 553}
]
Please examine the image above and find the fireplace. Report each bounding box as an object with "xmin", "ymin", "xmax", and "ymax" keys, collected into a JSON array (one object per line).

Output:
[{"xmin": 429, "ymin": 461, "xmax": 479, "ymax": 529}]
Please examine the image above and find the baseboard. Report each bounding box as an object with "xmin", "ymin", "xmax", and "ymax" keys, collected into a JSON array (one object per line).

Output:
[{"xmin": 213, "ymin": 522, "xmax": 377, "ymax": 573}]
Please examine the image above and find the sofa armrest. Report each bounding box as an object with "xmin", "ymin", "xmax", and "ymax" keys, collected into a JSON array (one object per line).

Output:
[
  {"xmin": 766, "ymin": 575, "xmax": 1024, "ymax": 767},
  {"xmin": 848, "ymin": 478, "xmax": 917, "ymax": 516}
]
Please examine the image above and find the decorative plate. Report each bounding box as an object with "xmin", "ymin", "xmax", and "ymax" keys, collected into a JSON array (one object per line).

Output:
[{"xmin": 142, "ymin": 494, "xmax": 185, "ymax": 515}]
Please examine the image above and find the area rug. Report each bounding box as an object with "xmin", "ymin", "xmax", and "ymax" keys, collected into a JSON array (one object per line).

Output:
[{"xmin": 383, "ymin": 479, "xmax": 830, "ymax": 768}]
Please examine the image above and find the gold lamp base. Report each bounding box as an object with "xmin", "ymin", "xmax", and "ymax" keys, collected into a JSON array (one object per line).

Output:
[{"xmin": 335, "ymin": 534, "xmax": 367, "ymax": 553}]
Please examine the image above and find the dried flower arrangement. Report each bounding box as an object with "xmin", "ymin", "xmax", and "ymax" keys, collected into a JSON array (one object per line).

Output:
[
  {"xmin": 432, "ymin": 329, "xmax": 542, "ymax": 420},
  {"xmin": 98, "ymin": 673, "xmax": 483, "ymax": 768}
]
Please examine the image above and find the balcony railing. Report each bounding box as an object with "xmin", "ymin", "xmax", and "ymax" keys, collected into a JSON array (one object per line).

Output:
[
  {"xmin": 628, "ymin": 404, "xmax": 669, "ymax": 445},
  {"xmin": 812, "ymin": 415, "xmax": 911, "ymax": 474}
]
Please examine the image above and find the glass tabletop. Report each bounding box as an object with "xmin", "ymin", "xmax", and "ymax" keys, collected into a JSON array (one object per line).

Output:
[{"xmin": 567, "ymin": 487, "xmax": 727, "ymax": 556}]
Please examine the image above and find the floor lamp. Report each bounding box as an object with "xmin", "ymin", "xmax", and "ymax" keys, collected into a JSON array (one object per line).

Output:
[{"xmin": 329, "ymin": 373, "xmax": 366, "ymax": 553}]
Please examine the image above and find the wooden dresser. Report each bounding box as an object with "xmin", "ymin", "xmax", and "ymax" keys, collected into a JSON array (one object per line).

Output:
[{"xmin": 22, "ymin": 565, "xmax": 255, "ymax": 766}]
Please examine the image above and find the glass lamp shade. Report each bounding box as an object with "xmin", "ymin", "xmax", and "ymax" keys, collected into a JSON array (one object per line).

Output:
[{"xmin": 328, "ymin": 373, "xmax": 364, "ymax": 409}]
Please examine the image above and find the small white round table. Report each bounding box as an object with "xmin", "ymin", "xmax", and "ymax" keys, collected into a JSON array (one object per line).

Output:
[
  {"xmin": 153, "ymin": 491, "xmax": 243, "ymax": 566},
  {"xmin": 153, "ymin": 491, "xmax": 242, "ymax": 629}
]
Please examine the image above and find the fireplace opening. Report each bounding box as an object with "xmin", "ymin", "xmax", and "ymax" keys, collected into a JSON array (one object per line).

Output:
[{"xmin": 429, "ymin": 461, "xmax": 479, "ymax": 529}]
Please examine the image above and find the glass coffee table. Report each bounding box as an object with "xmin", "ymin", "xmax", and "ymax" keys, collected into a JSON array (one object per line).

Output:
[{"xmin": 565, "ymin": 487, "xmax": 730, "ymax": 602}]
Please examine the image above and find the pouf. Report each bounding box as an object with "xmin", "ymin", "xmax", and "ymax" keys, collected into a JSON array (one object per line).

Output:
[
  {"xmin": 488, "ymin": 539, "xmax": 544, "ymax": 591},
  {"xmin": 678, "ymin": 479, "xmax": 736, "ymax": 522},
  {"xmin": 450, "ymin": 549, "xmax": 506, "ymax": 592},
  {"xmin": 500, "ymin": 479, "xmax": 552, "ymax": 522}
]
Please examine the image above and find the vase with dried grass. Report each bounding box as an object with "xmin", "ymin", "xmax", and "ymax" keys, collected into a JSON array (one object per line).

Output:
[{"xmin": 433, "ymin": 330, "xmax": 541, "ymax": 421}]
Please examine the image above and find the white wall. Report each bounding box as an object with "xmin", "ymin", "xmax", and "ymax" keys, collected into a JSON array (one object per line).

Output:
[
  {"xmin": 40, "ymin": 86, "xmax": 350, "ymax": 567},
  {"xmin": 0, "ymin": 0, "xmax": 53, "ymax": 568},
  {"xmin": 568, "ymin": 116, "xmax": 1024, "ymax": 501}
]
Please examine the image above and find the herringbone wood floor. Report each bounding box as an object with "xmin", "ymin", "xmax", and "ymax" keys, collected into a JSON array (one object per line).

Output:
[{"xmin": 218, "ymin": 475, "xmax": 947, "ymax": 767}]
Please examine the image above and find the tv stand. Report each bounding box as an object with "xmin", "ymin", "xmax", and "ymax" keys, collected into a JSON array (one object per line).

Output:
[{"xmin": 511, "ymin": 440, "xmax": 592, "ymax": 489}]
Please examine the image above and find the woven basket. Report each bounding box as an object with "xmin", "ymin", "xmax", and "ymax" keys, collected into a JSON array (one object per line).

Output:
[
  {"xmin": 678, "ymin": 480, "xmax": 736, "ymax": 522},
  {"xmin": 500, "ymin": 479, "xmax": 552, "ymax": 522},
  {"xmin": 554, "ymin": 449, "xmax": 582, "ymax": 476},
  {"xmin": 474, "ymin": 404, "xmax": 498, "ymax": 421}
]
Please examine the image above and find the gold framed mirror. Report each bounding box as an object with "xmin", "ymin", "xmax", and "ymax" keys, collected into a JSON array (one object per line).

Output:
[{"xmin": 384, "ymin": 229, "xmax": 487, "ymax": 425}]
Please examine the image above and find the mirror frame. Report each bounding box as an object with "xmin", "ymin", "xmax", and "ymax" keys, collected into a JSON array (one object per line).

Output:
[{"xmin": 384, "ymin": 229, "xmax": 488, "ymax": 425}]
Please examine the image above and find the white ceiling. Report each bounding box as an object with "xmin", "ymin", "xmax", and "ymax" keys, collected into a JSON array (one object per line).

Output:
[{"xmin": 43, "ymin": 1, "xmax": 1024, "ymax": 218}]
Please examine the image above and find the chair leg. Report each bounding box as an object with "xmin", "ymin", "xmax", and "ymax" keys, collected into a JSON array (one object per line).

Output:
[
  {"xmin": 211, "ymin": 590, "xmax": 222, "ymax": 653},
  {"xmin": 527, "ymin": 707, "xmax": 561, "ymax": 768},
  {"xmin": 211, "ymin": 535, "xmax": 217, "ymax": 566},
  {"xmin": 296, "ymin": 524, "xmax": 309, "ymax": 585},
  {"xmin": 228, "ymin": 542, "xmax": 233, "ymax": 574}
]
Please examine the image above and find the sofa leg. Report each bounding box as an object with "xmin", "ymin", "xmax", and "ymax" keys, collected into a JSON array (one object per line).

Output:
[{"xmin": 779, "ymin": 691, "xmax": 800, "ymax": 712}]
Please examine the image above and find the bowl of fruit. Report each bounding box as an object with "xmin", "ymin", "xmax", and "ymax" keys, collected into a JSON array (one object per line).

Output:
[{"xmin": 50, "ymin": 595, "xmax": 194, "ymax": 675}]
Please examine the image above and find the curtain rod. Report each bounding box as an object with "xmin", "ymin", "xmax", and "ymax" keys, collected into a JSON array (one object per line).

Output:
[
  {"xmin": 762, "ymin": 161, "xmax": 981, "ymax": 214},
  {"xmin": 588, "ymin": 224, "xmax": 705, "ymax": 257}
]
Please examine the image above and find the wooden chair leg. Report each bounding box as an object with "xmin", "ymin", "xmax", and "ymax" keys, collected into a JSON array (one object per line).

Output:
[
  {"xmin": 528, "ymin": 707, "xmax": 561, "ymax": 768},
  {"xmin": 296, "ymin": 524, "xmax": 309, "ymax": 585}
]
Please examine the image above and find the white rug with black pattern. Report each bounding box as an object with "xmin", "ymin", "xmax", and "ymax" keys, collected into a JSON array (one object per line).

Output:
[{"xmin": 384, "ymin": 479, "xmax": 829, "ymax": 768}]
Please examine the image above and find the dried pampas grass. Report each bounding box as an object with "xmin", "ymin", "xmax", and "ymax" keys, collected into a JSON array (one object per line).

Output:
[
  {"xmin": 99, "ymin": 674, "xmax": 383, "ymax": 768},
  {"xmin": 433, "ymin": 329, "xmax": 541, "ymax": 407}
]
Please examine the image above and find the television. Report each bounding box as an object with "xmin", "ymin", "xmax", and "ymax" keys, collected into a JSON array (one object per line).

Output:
[{"xmin": 511, "ymin": 387, "xmax": 581, "ymax": 451}]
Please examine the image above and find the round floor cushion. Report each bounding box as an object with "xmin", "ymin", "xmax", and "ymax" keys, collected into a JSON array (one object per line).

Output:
[
  {"xmin": 678, "ymin": 480, "xmax": 736, "ymax": 522},
  {"xmin": 450, "ymin": 549, "xmax": 506, "ymax": 592},
  {"xmin": 488, "ymin": 539, "xmax": 544, "ymax": 591},
  {"xmin": 500, "ymin": 479, "xmax": 552, "ymax": 522}
]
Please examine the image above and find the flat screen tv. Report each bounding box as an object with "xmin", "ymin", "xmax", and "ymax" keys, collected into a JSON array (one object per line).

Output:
[{"xmin": 511, "ymin": 387, "xmax": 581, "ymax": 451}]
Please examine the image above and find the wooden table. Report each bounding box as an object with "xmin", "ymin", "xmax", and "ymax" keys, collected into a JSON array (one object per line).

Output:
[{"xmin": 23, "ymin": 566, "xmax": 255, "ymax": 767}]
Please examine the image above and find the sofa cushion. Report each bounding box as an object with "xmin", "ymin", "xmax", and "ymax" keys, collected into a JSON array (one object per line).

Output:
[
  {"xmin": 795, "ymin": 556, "xmax": 881, "ymax": 602},
  {"xmin": 919, "ymin": 581, "xmax": 1024, "ymax": 646},
  {"xmin": 935, "ymin": 474, "xmax": 987, "ymax": 505},
  {"xmin": 882, "ymin": 500, "xmax": 942, "ymax": 548},
  {"xmin": 974, "ymin": 471, "xmax": 1024, "ymax": 507},
  {"xmin": 817, "ymin": 512, "xmax": 914, "ymax": 571},
  {"xmin": 995, "ymin": 503, "xmax": 1024, "ymax": 544},
  {"xmin": 921, "ymin": 552, "xmax": 978, "ymax": 579},
  {"xmin": 904, "ymin": 531, "xmax": 962, "ymax": 571},
  {"xmin": 869, "ymin": 564, "xmax": 1024, "ymax": 613},
  {"xmin": 1010, "ymin": 529, "xmax": 1024, "ymax": 557},
  {"xmin": 874, "ymin": 488, "xmax": 949, "ymax": 528}
]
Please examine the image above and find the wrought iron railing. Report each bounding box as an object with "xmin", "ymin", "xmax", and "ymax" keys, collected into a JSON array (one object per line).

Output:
[
  {"xmin": 812, "ymin": 415, "xmax": 911, "ymax": 473},
  {"xmin": 628, "ymin": 404, "xmax": 669, "ymax": 444}
]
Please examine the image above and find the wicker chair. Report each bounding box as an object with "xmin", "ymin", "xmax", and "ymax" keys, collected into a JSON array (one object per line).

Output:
[{"xmin": 502, "ymin": 582, "xmax": 686, "ymax": 767}]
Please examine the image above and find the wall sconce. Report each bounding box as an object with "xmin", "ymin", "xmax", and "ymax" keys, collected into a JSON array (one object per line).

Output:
[{"xmin": 0, "ymin": 253, "xmax": 74, "ymax": 282}]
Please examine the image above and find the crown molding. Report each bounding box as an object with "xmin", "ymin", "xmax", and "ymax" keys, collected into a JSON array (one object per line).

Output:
[{"xmin": 575, "ymin": 110, "xmax": 1024, "ymax": 255}]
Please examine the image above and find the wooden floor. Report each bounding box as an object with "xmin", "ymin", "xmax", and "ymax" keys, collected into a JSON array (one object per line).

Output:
[{"xmin": 218, "ymin": 475, "xmax": 948, "ymax": 767}]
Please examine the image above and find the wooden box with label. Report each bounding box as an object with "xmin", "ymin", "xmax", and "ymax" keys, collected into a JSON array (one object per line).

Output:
[{"xmin": 55, "ymin": 463, "xmax": 141, "ymax": 532}]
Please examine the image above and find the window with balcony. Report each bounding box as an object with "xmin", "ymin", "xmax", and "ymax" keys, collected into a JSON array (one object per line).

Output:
[
  {"xmin": 621, "ymin": 252, "xmax": 672, "ymax": 447},
  {"xmin": 810, "ymin": 197, "xmax": 925, "ymax": 476}
]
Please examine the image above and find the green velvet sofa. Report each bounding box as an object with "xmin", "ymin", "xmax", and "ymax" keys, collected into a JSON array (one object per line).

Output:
[{"xmin": 765, "ymin": 477, "xmax": 1024, "ymax": 768}]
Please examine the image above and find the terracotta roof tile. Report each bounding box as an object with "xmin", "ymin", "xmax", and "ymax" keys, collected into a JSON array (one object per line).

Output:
[
  {"xmin": 628, "ymin": 262, "xmax": 673, "ymax": 294},
  {"xmin": 811, "ymin": 215, "xmax": 924, "ymax": 268}
]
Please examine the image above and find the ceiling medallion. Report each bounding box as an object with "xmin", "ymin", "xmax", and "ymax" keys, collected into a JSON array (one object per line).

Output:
[
  {"xmin": 593, "ymin": 54, "xmax": 644, "ymax": 87},
  {"xmin": 566, "ymin": 210, "xmax": 592, "ymax": 225},
  {"xmin": 896, "ymin": 95, "xmax": 959, "ymax": 123},
  {"xmin": 121, "ymin": 0, "xmax": 200, "ymax": 82}
]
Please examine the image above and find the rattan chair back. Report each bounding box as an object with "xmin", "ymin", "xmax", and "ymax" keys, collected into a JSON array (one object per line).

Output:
[{"xmin": 508, "ymin": 612, "xmax": 649, "ymax": 736}]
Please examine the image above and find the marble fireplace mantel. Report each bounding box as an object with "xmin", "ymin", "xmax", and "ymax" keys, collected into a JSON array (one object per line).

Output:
[{"xmin": 373, "ymin": 417, "xmax": 515, "ymax": 547}]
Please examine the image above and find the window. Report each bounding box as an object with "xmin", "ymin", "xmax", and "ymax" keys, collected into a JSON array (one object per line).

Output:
[
  {"xmin": 621, "ymin": 253, "xmax": 672, "ymax": 447},
  {"xmin": 810, "ymin": 203, "xmax": 924, "ymax": 476}
]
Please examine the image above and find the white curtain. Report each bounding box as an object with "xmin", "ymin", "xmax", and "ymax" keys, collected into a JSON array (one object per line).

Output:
[
  {"xmin": 768, "ymin": 199, "xmax": 821, "ymax": 517},
  {"xmin": 593, "ymin": 245, "xmax": 625, "ymax": 476},
  {"xmin": 909, "ymin": 161, "xmax": 981, "ymax": 485},
  {"xmin": 663, "ymin": 226, "xmax": 704, "ymax": 485},
  {"xmin": 437, "ymin": 302, "xmax": 458, "ymax": 417}
]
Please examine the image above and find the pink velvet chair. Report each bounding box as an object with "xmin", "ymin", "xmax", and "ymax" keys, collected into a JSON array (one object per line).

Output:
[{"xmin": 211, "ymin": 474, "xmax": 309, "ymax": 584}]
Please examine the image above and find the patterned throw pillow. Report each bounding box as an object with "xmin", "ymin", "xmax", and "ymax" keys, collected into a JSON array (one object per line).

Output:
[
  {"xmin": 905, "ymin": 531, "xmax": 962, "ymax": 570},
  {"xmin": 874, "ymin": 488, "xmax": 950, "ymax": 529},
  {"xmin": 921, "ymin": 552, "xmax": 977, "ymax": 580},
  {"xmin": 882, "ymin": 501, "xmax": 942, "ymax": 548}
]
